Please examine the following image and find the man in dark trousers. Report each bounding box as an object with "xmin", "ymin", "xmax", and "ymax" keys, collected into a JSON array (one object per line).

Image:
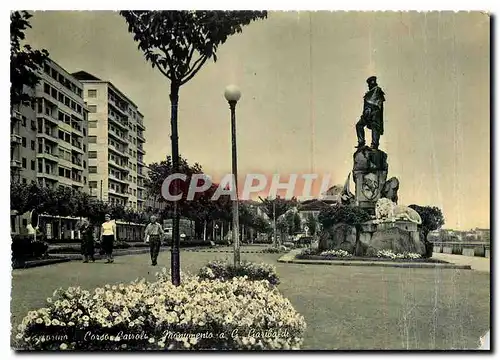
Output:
[
  {"xmin": 355, "ymin": 76, "xmax": 386, "ymax": 149},
  {"xmin": 144, "ymin": 215, "xmax": 165, "ymax": 266}
]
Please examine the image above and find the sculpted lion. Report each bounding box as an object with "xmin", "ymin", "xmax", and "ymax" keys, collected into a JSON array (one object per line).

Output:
[{"xmin": 374, "ymin": 198, "xmax": 422, "ymax": 224}]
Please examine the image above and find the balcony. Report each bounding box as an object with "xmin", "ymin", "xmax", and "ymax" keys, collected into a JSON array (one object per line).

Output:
[
  {"xmin": 37, "ymin": 131, "xmax": 59, "ymax": 144},
  {"xmin": 71, "ymin": 141, "xmax": 84, "ymax": 154},
  {"xmin": 11, "ymin": 110, "xmax": 23, "ymax": 122},
  {"xmin": 109, "ymin": 173, "xmax": 128, "ymax": 184},
  {"xmin": 137, "ymin": 157, "xmax": 146, "ymax": 166},
  {"xmin": 37, "ymin": 172, "xmax": 59, "ymax": 182},
  {"xmin": 108, "ymin": 144, "xmax": 129, "ymax": 158},
  {"xmin": 108, "ymin": 188, "xmax": 129, "ymax": 198},
  {"xmin": 10, "ymin": 159, "xmax": 22, "ymax": 168},
  {"xmin": 108, "ymin": 97, "xmax": 129, "ymax": 117},
  {"xmin": 108, "ymin": 128, "xmax": 128, "ymax": 144},
  {"xmin": 71, "ymin": 159, "xmax": 84, "ymax": 170},
  {"xmin": 10, "ymin": 134, "xmax": 22, "ymax": 145},
  {"xmin": 137, "ymin": 171, "xmax": 146, "ymax": 179},
  {"xmin": 108, "ymin": 114, "xmax": 129, "ymax": 131},
  {"xmin": 36, "ymin": 112, "xmax": 58, "ymax": 126},
  {"xmin": 109, "ymin": 159, "xmax": 129, "ymax": 172},
  {"xmin": 137, "ymin": 132, "xmax": 146, "ymax": 142},
  {"xmin": 137, "ymin": 146, "xmax": 145, "ymax": 155},
  {"xmin": 136, "ymin": 119, "xmax": 145, "ymax": 130},
  {"xmin": 37, "ymin": 152, "xmax": 59, "ymax": 163}
]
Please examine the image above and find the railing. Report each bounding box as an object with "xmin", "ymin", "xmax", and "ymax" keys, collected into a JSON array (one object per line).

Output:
[{"xmin": 432, "ymin": 241, "xmax": 491, "ymax": 258}]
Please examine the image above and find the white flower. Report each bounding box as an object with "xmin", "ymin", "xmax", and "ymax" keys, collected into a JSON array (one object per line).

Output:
[{"xmin": 60, "ymin": 343, "xmax": 68, "ymax": 350}]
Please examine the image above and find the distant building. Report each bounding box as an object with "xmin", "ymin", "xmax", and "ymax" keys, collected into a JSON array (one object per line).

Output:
[{"xmin": 72, "ymin": 71, "xmax": 147, "ymax": 211}]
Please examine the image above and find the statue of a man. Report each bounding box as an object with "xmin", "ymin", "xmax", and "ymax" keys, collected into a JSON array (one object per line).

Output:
[{"xmin": 355, "ymin": 76, "xmax": 385, "ymax": 149}]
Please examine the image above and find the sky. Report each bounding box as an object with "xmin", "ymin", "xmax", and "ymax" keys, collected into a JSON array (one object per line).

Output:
[{"xmin": 23, "ymin": 11, "xmax": 490, "ymax": 230}]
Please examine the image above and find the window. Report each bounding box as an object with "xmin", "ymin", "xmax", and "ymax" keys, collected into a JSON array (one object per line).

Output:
[
  {"xmin": 44, "ymin": 83, "xmax": 50, "ymax": 94},
  {"xmin": 88, "ymin": 89, "xmax": 97, "ymax": 98},
  {"xmin": 88, "ymin": 121, "xmax": 97, "ymax": 128},
  {"xmin": 31, "ymin": 120, "xmax": 36, "ymax": 130},
  {"xmin": 59, "ymin": 167, "xmax": 65, "ymax": 176},
  {"xmin": 89, "ymin": 166, "xmax": 97, "ymax": 174},
  {"xmin": 22, "ymin": 117, "xmax": 26, "ymax": 127},
  {"xmin": 88, "ymin": 105, "xmax": 97, "ymax": 113},
  {"xmin": 89, "ymin": 181, "xmax": 97, "ymax": 188},
  {"xmin": 83, "ymin": 160, "xmax": 86, "ymax": 168},
  {"xmin": 31, "ymin": 140, "xmax": 35, "ymax": 150},
  {"xmin": 22, "ymin": 158, "xmax": 27, "ymax": 168},
  {"xmin": 88, "ymin": 151, "xmax": 97, "ymax": 159},
  {"xmin": 30, "ymin": 160, "xmax": 35, "ymax": 170},
  {"xmin": 83, "ymin": 145, "xmax": 86, "ymax": 152},
  {"xmin": 21, "ymin": 137, "xmax": 26, "ymax": 147},
  {"xmin": 83, "ymin": 128, "xmax": 86, "ymax": 136},
  {"xmin": 88, "ymin": 136, "xmax": 97, "ymax": 143}
]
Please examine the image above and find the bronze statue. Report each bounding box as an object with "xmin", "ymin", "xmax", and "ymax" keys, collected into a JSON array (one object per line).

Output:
[{"xmin": 356, "ymin": 76, "xmax": 385, "ymax": 149}]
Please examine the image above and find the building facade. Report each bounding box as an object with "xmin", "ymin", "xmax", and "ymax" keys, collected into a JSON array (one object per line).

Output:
[
  {"xmin": 10, "ymin": 58, "xmax": 90, "ymax": 235},
  {"xmin": 72, "ymin": 71, "xmax": 146, "ymax": 211}
]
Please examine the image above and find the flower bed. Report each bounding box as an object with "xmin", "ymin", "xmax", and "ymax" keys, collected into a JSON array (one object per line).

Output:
[
  {"xmin": 376, "ymin": 250, "xmax": 421, "ymax": 260},
  {"xmin": 14, "ymin": 270, "xmax": 306, "ymax": 350},
  {"xmin": 296, "ymin": 248, "xmax": 448, "ymax": 263},
  {"xmin": 198, "ymin": 260, "xmax": 280, "ymax": 286},
  {"xmin": 319, "ymin": 249, "xmax": 352, "ymax": 258}
]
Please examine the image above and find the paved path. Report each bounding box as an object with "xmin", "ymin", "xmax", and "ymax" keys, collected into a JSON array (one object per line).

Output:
[
  {"xmin": 432, "ymin": 253, "xmax": 491, "ymax": 273},
  {"xmin": 11, "ymin": 248, "xmax": 490, "ymax": 350}
]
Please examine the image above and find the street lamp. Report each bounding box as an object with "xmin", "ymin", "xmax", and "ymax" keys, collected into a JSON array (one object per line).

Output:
[{"xmin": 224, "ymin": 85, "xmax": 241, "ymax": 267}]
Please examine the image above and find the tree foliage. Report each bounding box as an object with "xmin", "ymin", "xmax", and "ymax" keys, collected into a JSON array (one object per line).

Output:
[
  {"xmin": 258, "ymin": 196, "xmax": 298, "ymax": 221},
  {"xmin": 408, "ymin": 205, "xmax": 445, "ymax": 239},
  {"xmin": 318, "ymin": 205, "xmax": 371, "ymax": 230},
  {"xmin": 10, "ymin": 11, "xmax": 49, "ymax": 107},
  {"xmin": 10, "ymin": 181, "xmax": 147, "ymax": 226},
  {"xmin": 120, "ymin": 11, "xmax": 267, "ymax": 87}
]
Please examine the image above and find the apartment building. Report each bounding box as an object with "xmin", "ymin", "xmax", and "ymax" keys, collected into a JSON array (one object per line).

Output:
[
  {"xmin": 10, "ymin": 59, "xmax": 89, "ymax": 191},
  {"xmin": 10, "ymin": 58, "xmax": 89, "ymax": 236},
  {"xmin": 72, "ymin": 71, "xmax": 147, "ymax": 211}
]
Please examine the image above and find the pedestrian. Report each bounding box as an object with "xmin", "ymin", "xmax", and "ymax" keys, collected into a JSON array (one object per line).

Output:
[
  {"xmin": 100, "ymin": 214, "xmax": 116, "ymax": 264},
  {"xmin": 144, "ymin": 215, "xmax": 165, "ymax": 266},
  {"xmin": 78, "ymin": 219, "xmax": 95, "ymax": 263}
]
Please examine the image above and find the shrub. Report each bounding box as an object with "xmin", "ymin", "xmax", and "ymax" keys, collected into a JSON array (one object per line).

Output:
[
  {"xmin": 198, "ymin": 260, "xmax": 280, "ymax": 286},
  {"xmin": 12, "ymin": 235, "xmax": 48, "ymax": 261},
  {"xmin": 262, "ymin": 247, "xmax": 281, "ymax": 254},
  {"xmin": 319, "ymin": 249, "xmax": 352, "ymax": 258},
  {"xmin": 14, "ymin": 270, "xmax": 306, "ymax": 350}
]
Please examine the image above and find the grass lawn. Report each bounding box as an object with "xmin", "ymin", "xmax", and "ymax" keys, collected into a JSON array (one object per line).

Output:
[{"xmin": 11, "ymin": 247, "xmax": 490, "ymax": 350}]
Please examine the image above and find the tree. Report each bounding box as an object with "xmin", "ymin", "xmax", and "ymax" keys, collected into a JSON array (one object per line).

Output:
[
  {"xmin": 10, "ymin": 11, "xmax": 49, "ymax": 108},
  {"xmin": 258, "ymin": 196, "xmax": 298, "ymax": 221},
  {"xmin": 409, "ymin": 205, "xmax": 445, "ymax": 258},
  {"xmin": 120, "ymin": 10, "xmax": 268, "ymax": 284},
  {"xmin": 318, "ymin": 205, "xmax": 371, "ymax": 256}
]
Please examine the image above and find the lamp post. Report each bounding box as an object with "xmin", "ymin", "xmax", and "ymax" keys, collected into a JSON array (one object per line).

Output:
[{"xmin": 224, "ymin": 85, "xmax": 241, "ymax": 267}]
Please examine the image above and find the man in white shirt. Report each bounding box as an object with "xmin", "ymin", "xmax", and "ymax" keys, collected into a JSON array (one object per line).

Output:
[{"xmin": 144, "ymin": 215, "xmax": 165, "ymax": 266}]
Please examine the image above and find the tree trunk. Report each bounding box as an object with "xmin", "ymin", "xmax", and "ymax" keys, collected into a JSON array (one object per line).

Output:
[
  {"xmin": 203, "ymin": 220, "xmax": 207, "ymax": 242},
  {"xmin": 170, "ymin": 83, "xmax": 181, "ymax": 286}
]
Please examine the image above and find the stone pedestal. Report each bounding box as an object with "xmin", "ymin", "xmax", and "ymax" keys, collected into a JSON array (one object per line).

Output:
[
  {"xmin": 353, "ymin": 147, "xmax": 388, "ymax": 215},
  {"xmin": 320, "ymin": 220, "xmax": 426, "ymax": 256},
  {"xmin": 357, "ymin": 220, "xmax": 425, "ymax": 256}
]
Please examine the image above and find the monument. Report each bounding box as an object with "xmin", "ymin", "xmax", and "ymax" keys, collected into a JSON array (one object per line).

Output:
[
  {"xmin": 352, "ymin": 76, "xmax": 389, "ymax": 215},
  {"xmin": 322, "ymin": 76, "xmax": 426, "ymax": 256}
]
